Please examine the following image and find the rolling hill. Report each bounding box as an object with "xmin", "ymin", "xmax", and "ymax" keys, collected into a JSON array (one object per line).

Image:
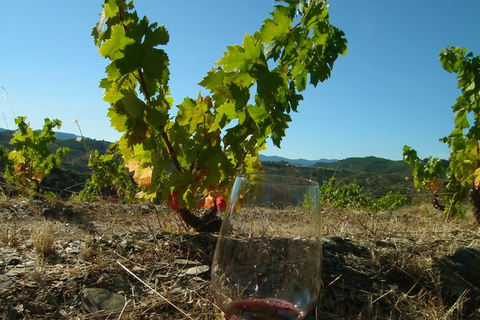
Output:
[
  {"xmin": 0, "ymin": 129, "xmax": 415, "ymax": 199},
  {"xmin": 262, "ymin": 156, "xmax": 414, "ymax": 199}
]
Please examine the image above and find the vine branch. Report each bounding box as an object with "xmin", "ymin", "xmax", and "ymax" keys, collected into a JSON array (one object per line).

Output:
[{"xmin": 117, "ymin": 5, "xmax": 185, "ymax": 174}]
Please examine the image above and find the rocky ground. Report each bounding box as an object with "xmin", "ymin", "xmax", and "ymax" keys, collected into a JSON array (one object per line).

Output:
[{"xmin": 0, "ymin": 199, "xmax": 479, "ymax": 319}]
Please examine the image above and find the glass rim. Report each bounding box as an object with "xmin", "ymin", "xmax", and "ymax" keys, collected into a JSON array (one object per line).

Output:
[{"xmin": 237, "ymin": 173, "xmax": 319, "ymax": 187}]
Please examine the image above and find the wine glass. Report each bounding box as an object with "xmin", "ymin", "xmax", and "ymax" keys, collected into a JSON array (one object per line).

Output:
[{"xmin": 211, "ymin": 174, "xmax": 322, "ymax": 320}]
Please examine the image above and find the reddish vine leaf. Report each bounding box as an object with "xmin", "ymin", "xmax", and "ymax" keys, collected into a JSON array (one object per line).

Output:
[{"xmin": 14, "ymin": 163, "xmax": 26, "ymax": 175}]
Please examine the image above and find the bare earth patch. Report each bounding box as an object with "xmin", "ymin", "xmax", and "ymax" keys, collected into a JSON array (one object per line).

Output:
[{"xmin": 0, "ymin": 199, "xmax": 479, "ymax": 319}]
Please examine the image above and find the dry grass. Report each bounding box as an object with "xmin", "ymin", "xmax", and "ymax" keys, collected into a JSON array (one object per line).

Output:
[
  {"xmin": 319, "ymin": 204, "xmax": 480, "ymax": 319},
  {"xmin": 0, "ymin": 224, "xmax": 18, "ymax": 247},
  {"xmin": 31, "ymin": 220, "xmax": 55, "ymax": 255},
  {"xmin": 0, "ymin": 198, "xmax": 479, "ymax": 319},
  {"xmin": 323, "ymin": 203, "xmax": 474, "ymax": 243}
]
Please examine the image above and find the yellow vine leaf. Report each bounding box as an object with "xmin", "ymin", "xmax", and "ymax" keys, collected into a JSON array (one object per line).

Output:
[
  {"xmin": 32, "ymin": 172, "xmax": 46, "ymax": 182},
  {"xmin": 125, "ymin": 160, "xmax": 153, "ymax": 188},
  {"xmin": 124, "ymin": 160, "xmax": 139, "ymax": 173},
  {"xmin": 204, "ymin": 194, "xmax": 215, "ymax": 208},
  {"xmin": 13, "ymin": 163, "xmax": 26, "ymax": 174},
  {"xmin": 474, "ymin": 168, "xmax": 480, "ymax": 189},
  {"xmin": 426, "ymin": 178, "xmax": 441, "ymax": 194},
  {"xmin": 133, "ymin": 166, "xmax": 153, "ymax": 188}
]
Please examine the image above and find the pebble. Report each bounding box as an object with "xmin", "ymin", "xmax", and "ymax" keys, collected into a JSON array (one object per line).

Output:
[
  {"xmin": 25, "ymin": 261, "xmax": 36, "ymax": 267},
  {"xmin": 184, "ymin": 265, "xmax": 210, "ymax": 276},
  {"xmin": 170, "ymin": 287, "xmax": 185, "ymax": 295},
  {"xmin": 175, "ymin": 259, "xmax": 201, "ymax": 266},
  {"xmin": 6, "ymin": 268, "xmax": 25, "ymax": 277},
  {"xmin": 0, "ymin": 280, "xmax": 13, "ymax": 289}
]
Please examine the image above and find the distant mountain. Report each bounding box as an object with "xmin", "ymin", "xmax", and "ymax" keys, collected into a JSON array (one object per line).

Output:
[
  {"xmin": 259, "ymin": 154, "xmax": 337, "ymax": 167},
  {"xmin": 259, "ymin": 155, "xmax": 412, "ymax": 176},
  {"xmin": 55, "ymin": 131, "xmax": 79, "ymax": 140},
  {"xmin": 313, "ymin": 156, "xmax": 411, "ymax": 175},
  {"xmin": 0, "ymin": 128, "xmax": 83, "ymax": 141}
]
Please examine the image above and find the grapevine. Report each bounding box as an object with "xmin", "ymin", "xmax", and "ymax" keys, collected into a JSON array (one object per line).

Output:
[
  {"xmin": 93, "ymin": 0, "xmax": 347, "ymax": 231},
  {"xmin": 0, "ymin": 116, "xmax": 70, "ymax": 195},
  {"xmin": 319, "ymin": 177, "xmax": 406, "ymax": 212},
  {"xmin": 404, "ymin": 47, "xmax": 480, "ymax": 222},
  {"xmin": 79, "ymin": 143, "xmax": 138, "ymax": 203}
]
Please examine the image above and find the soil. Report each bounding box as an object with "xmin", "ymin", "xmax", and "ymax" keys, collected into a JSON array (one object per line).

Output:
[{"xmin": 0, "ymin": 199, "xmax": 479, "ymax": 319}]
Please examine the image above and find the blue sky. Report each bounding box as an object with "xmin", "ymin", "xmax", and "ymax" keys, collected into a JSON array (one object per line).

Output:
[{"xmin": 1, "ymin": 1, "xmax": 479, "ymax": 161}]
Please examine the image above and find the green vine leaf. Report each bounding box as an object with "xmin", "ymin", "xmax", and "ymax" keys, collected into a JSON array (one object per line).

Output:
[{"xmin": 98, "ymin": 25, "xmax": 134, "ymax": 59}]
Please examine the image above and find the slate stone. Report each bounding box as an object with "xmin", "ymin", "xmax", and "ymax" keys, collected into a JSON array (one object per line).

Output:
[
  {"xmin": 434, "ymin": 247, "xmax": 480, "ymax": 296},
  {"xmin": 82, "ymin": 287, "xmax": 126, "ymax": 312}
]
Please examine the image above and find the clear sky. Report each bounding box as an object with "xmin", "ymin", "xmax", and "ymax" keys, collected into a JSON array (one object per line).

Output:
[{"xmin": 1, "ymin": 1, "xmax": 479, "ymax": 161}]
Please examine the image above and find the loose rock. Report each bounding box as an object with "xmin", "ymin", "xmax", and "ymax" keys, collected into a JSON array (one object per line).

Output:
[{"xmin": 82, "ymin": 287, "xmax": 126, "ymax": 313}]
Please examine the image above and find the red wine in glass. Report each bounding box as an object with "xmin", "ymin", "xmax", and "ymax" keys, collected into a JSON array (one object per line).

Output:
[{"xmin": 226, "ymin": 298, "xmax": 300, "ymax": 320}]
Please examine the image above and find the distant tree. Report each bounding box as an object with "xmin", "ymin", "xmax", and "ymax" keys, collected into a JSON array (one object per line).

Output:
[{"xmin": 404, "ymin": 47, "xmax": 480, "ymax": 223}]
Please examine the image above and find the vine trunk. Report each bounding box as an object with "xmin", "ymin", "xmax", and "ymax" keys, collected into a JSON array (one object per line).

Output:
[{"xmin": 469, "ymin": 188, "xmax": 480, "ymax": 224}]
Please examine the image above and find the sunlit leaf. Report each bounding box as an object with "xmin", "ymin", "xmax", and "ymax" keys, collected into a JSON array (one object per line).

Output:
[
  {"xmin": 260, "ymin": 11, "xmax": 292, "ymax": 43},
  {"xmin": 454, "ymin": 109, "xmax": 469, "ymax": 129},
  {"xmin": 133, "ymin": 166, "xmax": 153, "ymax": 188},
  {"xmin": 98, "ymin": 25, "xmax": 134, "ymax": 59}
]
